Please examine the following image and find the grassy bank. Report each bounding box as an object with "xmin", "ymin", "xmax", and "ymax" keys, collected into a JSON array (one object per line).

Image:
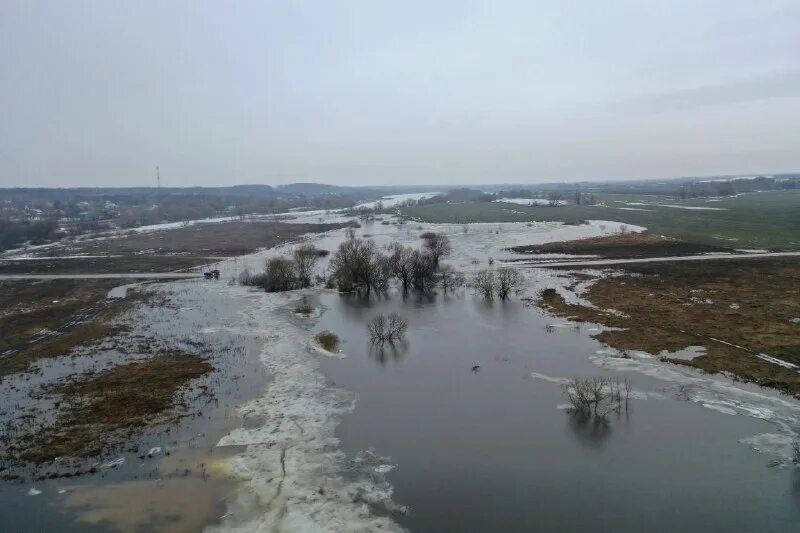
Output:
[
  {"xmin": 0, "ymin": 280, "xmax": 146, "ymax": 377},
  {"xmin": 400, "ymin": 190, "xmax": 800, "ymax": 250},
  {"xmin": 508, "ymin": 233, "xmax": 729, "ymax": 259},
  {"xmin": 534, "ymin": 256, "xmax": 800, "ymax": 396}
]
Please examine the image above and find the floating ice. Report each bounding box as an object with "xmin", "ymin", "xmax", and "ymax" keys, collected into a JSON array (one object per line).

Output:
[
  {"xmin": 589, "ymin": 351, "xmax": 800, "ymax": 458},
  {"xmin": 740, "ymin": 433, "xmax": 798, "ymax": 461},
  {"xmin": 529, "ymin": 372, "xmax": 570, "ymax": 385},
  {"xmin": 201, "ymin": 288, "xmax": 404, "ymax": 532},
  {"xmin": 27, "ymin": 488, "xmax": 41, "ymax": 496}
]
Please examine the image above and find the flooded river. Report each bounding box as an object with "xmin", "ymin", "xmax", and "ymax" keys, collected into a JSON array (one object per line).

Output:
[
  {"xmin": 2, "ymin": 214, "xmax": 799, "ymax": 531},
  {"xmin": 317, "ymin": 289, "xmax": 800, "ymax": 532}
]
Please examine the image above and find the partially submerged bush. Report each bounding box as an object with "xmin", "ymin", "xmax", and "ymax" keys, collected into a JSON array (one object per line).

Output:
[
  {"xmin": 367, "ymin": 313, "xmax": 408, "ymax": 344},
  {"xmin": 315, "ymin": 331, "xmax": 339, "ymax": 352},
  {"xmin": 562, "ymin": 377, "xmax": 631, "ymax": 418},
  {"xmin": 421, "ymin": 232, "xmax": 451, "ymax": 266},
  {"xmin": 295, "ymin": 297, "xmax": 313, "ymax": 315}
]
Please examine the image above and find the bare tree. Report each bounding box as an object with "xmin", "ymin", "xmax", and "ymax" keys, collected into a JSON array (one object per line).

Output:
[
  {"xmin": 472, "ymin": 269, "xmax": 495, "ymax": 300},
  {"xmin": 410, "ymin": 249, "xmax": 437, "ymax": 292},
  {"xmin": 293, "ymin": 244, "xmax": 321, "ymax": 288},
  {"xmin": 265, "ymin": 257, "xmax": 296, "ymax": 292},
  {"xmin": 422, "ymin": 232, "xmax": 451, "ymax": 266},
  {"xmin": 495, "ymin": 267, "xmax": 526, "ymax": 300},
  {"xmin": 329, "ymin": 238, "xmax": 388, "ymax": 293},
  {"xmin": 367, "ymin": 312, "xmax": 408, "ymax": 344},
  {"xmin": 387, "ymin": 242, "xmax": 415, "ymax": 292},
  {"xmin": 438, "ymin": 265, "xmax": 466, "ymax": 292},
  {"xmin": 562, "ymin": 376, "xmax": 632, "ymax": 418}
]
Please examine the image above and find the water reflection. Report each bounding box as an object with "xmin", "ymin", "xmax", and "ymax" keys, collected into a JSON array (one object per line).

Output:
[
  {"xmin": 368, "ymin": 340, "xmax": 409, "ymax": 364},
  {"xmin": 566, "ymin": 413, "xmax": 613, "ymax": 448}
]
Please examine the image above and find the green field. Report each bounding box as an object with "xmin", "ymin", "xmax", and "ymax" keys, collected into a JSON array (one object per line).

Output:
[{"xmin": 400, "ymin": 190, "xmax": 800, "ymax": 250}]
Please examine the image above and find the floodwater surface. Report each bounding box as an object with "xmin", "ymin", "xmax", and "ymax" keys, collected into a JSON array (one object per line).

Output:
[{"xmin": 317, "ymin": 290, "xmax": 800, "ymax": 532}]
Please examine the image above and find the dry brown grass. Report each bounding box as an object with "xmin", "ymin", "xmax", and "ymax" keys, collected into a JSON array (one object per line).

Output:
[
  {"xmin": 535, "ymin": 257, "xmax": 800, "ymax": 396},
  {"xmin": 0, "ymin": 282, "xmax": 148, "ymax": 378},
  {"xmin": 23, "ymin": 354, "xmax": 212, "ymax": 462},
  {"xmin": 1, "ymin": 221, "xmax": 351, "ymax": 274},
  {"xmin": 315, "ymin": 331, "xmax": 340, "ymax": 352},
  {"xmin": 510, "ymin": 233, "xmax": 729, "ymax": 258}
]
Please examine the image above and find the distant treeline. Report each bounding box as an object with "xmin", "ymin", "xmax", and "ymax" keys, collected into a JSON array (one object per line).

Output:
[
  {"xmin": 677, "ymin": 176, "xmax": 799, "ymax": 198},
  {"xmin": 0, "ymin": 219, "xmax": 59, "ymax": 251},
  {"xmin": 0, "ymin": 183, "xmax": 389, "ymax": 251}
]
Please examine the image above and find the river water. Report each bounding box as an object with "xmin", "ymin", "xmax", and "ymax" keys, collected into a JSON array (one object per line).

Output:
[{"xmin": 317, "ymin": 289, "xmax": 800, "ymax": 532}]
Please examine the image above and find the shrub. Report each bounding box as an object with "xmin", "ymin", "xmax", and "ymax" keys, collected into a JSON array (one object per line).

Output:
[
  {"xmin": 540, "ymin": 288, "xmax": 558, "ymax": 300},
  {"xmin": 562, "ymin": 377, "xmax": 631, "ymax": 418},
  {"xmin": 294, "ymin": 244, "xmax": 321, "ymax": 288},
  {"xmin": 315, "ymin": 331, "xmax": 339, "ymax": 352},
  {"xmin": 295, "ymin": 298, "xmax": 313, "ymax": 315},
  {"xmin": 238, "ymin": 268, "xmax": 267, "ymax": 288},
  {"xmin": 265, "ymin": 257, "xmax": 296, "ymax": 292}
]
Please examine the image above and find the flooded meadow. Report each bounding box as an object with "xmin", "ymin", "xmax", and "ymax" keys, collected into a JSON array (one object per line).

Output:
[{"xmin": 2, "ymin": 213, "xmax": 799, "ymax": 531}]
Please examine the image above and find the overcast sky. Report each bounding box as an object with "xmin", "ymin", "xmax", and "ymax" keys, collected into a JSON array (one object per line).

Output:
[{"xmin": 1, "ymin": 1, "xmax": 799, "ymax": 188}]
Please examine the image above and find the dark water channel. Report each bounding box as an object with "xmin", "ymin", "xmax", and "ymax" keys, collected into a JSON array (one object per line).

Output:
[{"xmin": 317, "ymin": 290, "xmax": 800, "ymax": 532}]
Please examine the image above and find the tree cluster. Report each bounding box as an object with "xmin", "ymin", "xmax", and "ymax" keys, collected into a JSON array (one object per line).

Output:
[
  {"xmin": 238, "ymin": 243, "xmax": 325, "ymax": 292},
  {"xmin": 471, "ymin": 267, "xmax": 526, "ymax": 301},
  {"xmin": 329, "ymin": 232, "xmax": 457, "ymax": 294}
]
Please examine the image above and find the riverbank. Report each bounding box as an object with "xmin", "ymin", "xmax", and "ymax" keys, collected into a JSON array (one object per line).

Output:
[{"xmin": 534, "ymin": 256, "xmax": 800, "ymax": 395}]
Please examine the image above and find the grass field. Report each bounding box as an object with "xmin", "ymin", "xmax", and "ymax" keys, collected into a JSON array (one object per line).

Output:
[
  {"xmin": 400, "ymin": 190, "xmax": 800, "ymax": 250},
  {"xmin": 536, "ymin": 256, "xmax": 800, "ymax": 396}
]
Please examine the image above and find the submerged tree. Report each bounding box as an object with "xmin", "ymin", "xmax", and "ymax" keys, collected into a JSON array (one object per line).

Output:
[
  {"xmin": 387, "ymin": 242, "xmax": 416, "ymax": 292},
  {"xmin": 410, "ymin": 249, "xmax": 437, "ymax": 293},
  {"xmin": 367, "ymin": 313, "xmax": 408, "ymax": 344},
  {"xmin": 421, "ymin": 232, "xmax": 451, "ymax": 266},
  {"xmin": 293, "ymin": 243, "xmax": 321, "ymax": 288},
  {"xmin": 329, "ymin": 238, "xmax": 390, "ymax": 293},
  {"xmin": 495, "ymin": 267, "xmax": 526, "ymax": 300},
  {"xmin": 438, "ymin": 264, "xmax": 466, "ymax": 293},
  {"xmin": 472, "ymin": 269, "xmax": 495, "ymax": 301}
]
